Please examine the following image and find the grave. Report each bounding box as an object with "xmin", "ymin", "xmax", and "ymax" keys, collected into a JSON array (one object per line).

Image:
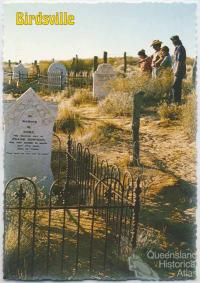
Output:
[
  {"xmin": 13, "ymin": 63, "xmax": 28, "ymax": 81},
  {"xmin": 93, "ymin": 63, "xmax": 116, "ymax": 99},
  {"xmin": 4, "ymin": 87, "xmax": 58, "ymax": 191},
  {"xmin": 48, "ymin": 62, "xmax": 67, "ymax": 88}
]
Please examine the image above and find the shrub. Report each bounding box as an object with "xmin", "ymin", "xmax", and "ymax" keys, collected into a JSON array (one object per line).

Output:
[
  {"xmin": 55, "ymin": 107, "xmax": 82, "ymax": 134},
  {"xmin": 99, "ymin": 69, "xmax": 173, "ymax": 117},
  {"xmin": 157, "ymin": 102, "xmax": 182, "ymax": 121},
  {"xmin": 182, "ymin": 79, "xmax": 194, "ymax": 96},
  {"xmin": 181, "ymin": 91, "xmax": 197, "ymax": 141},
  {"xmin": 71, "ymin": 89, "xmax": 97, "ymax": 107},
  {"xmin": 99, "ymin": 91, "xmax": 132, "ymax": 116},
  {"xmin": 64, "ymin": 87, "xmax": 76, "ymax": 98}
]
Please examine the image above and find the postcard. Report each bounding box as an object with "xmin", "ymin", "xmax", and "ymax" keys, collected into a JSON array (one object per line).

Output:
[{"xmin": 2, "ymin": 0, "xmax": 198, "ymax": 281}]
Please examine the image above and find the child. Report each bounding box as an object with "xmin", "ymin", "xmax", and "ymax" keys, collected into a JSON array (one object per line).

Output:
[
  {"xmin": 138, "ymin": 49, "xmax": 152, "ymax": 74},
  {"xmin": 159, "ymin": 46, "xmax": 172, "ymax": 68}
]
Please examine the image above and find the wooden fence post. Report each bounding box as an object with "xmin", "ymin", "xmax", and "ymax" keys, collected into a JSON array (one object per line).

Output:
[
  {"xmin": 76, "ymin": 54, "xmax": 79, "ymax": 65},
  {"xmin": 93, "ymin": 56, "xmax": 98, "ymax": 72},
  {"xmin": 60, "ymin": 71, "xmax": 63, "ymax": 90},
  {"xmin": 103, "ymin": 51, "xmax": 107, "ymax": 63},
  {"xmin": 132, "ymin": 91, "xmax": 144, "ymax": 166},
  {"xmin": 10, "ymin": 71, "xmax": 13, "ymax": 83},
  {"xmin": 124, "ymin": 52, "xmax": 127, "ymax": 73}
]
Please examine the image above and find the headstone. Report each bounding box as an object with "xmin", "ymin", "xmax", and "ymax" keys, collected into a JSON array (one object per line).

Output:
[
  {"xmin": 4, "ymin": 88, "xmax": 58, "ymax": 191},
  {"xmin": 93, "ymin": 63, "xmax": 116, "ymax": 99},
  {"xmin": 13, "ymin": 63, "xmax": 28, "ymax": 81},
  {"xmin": 48, "ymin": 62, "xmax": 67, "ymax": 88}
]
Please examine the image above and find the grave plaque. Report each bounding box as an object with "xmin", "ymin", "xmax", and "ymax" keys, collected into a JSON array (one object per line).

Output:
[
  {"xmin": 4, "ymin": 88, "xmax": 58, "ymax": 191},
  {"xmin": 93, "ymin": 63, "xmax": 116, "ymax": 99}
]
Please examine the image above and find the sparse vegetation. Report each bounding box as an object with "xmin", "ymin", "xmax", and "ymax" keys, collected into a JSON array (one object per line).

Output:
[
  {"xmin": 3, "ymin": 55, "xmax": 196, "ymax": 280},
  {"xmin": 157, "ymin": 90, "xmax": 196, "ymax": 141},
  {"xmin": 71, "ymin": 89, "xmax": 97, "ymax": 107},
  {"xmin": 98, "ymin": 91, "xmax": 133, "ymax": 116},
  {"xmin": 55, "ymin": 106, "xmax": 82, "ymax": 134},
  {"xmin": 181, "ymin": 91, "xmax": 197, "ymax": 141},
  {"xmin": 84, "ymin": 121, "xmax": 128, "ymax": 145},
  {"xmin": 100, "ymin": 69, "xmax": 173, "ymax": 118},
  {"xmin": 157, "ymin": 102, "xmax": 182, "ymax": 121}
]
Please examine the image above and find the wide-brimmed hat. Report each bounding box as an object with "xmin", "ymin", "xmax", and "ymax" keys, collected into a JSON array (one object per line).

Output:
[
  {"xmin": 151, "ymin": 40, "xmax": 162, "ymax": 47},
  {"xmin": 170, "ymin": 35, "xmax": 180, "ymax": 41}
]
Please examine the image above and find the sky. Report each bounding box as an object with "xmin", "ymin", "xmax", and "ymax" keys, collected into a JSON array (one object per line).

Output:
[{"xmin": 3, "ymin": 2, "xmax": 197, "ymax": 62}]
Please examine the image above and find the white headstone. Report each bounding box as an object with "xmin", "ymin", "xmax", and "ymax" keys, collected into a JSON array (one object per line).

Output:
[
  {"xmin": 93, "ymin": 63, "xmax": 116, "ymax": 99},
  {"xmin": 13, "ymin": 63, "xmax": 28, "ymax": 81},
  {"xmin": 48, "ymin": 62, "xmax": 67, "ymax": 88},
  {"xmin": 4, "ymin": 88, "xmax": 58, "ymax": 191}
]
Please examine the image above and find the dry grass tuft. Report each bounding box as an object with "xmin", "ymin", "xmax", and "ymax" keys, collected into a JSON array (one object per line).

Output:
[
  {"xmin": 98, "ymin": 92, "xmax": 132, "ymax": 117},
  {"xmin": 181, "ymin": 91, "xmax": 197, "ymax": 141},
  {"xmin": 55, "ymin": 106, "xmax": 82, "ymax": 134},
  {"xmin": 100, "ymin": 69, "xmax": 173, "ymax": 117},
  {"xmin": 84, "ymin": 121, "xmax": 125, "ymax": 145},
  {"xmin": 157, "ymin": 102, "xmax": 182, "ymax": 121},
  {"xmin": 71, "ymin": 89, "xmax": 97, "ymax": 107}
]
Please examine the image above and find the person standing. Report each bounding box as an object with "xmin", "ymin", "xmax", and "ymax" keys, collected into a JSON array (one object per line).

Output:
[
  {"xmin": 138, "ymin": 49, "xmax": 152, "ymax": 74},
  {"xmin": 150, "ymin": 40, "xmax": 162, "ymax": 78},
  {"xmin": 159, "ymin": 46, "xmax": 172, "ymax": 68},
  {"xmin": 170, "ymin": 35, "xmax": 186, "ymax": 104}
]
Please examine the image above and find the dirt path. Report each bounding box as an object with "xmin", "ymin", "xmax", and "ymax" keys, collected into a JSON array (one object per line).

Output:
[
  {"xmin": 73, "ymin": 103, "xmax": 196, "ymax": 186},
  {"xmin": 55, "ymin": 100, "xmax": 196, "ymax": 279}
]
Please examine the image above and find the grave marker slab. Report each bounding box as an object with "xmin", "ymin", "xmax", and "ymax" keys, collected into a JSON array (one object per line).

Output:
[
  {"xmin": 93, "ymin": 63, "xmax": 116, "ymax": 99},
  {"xmin": 4, "ymin": 88, "xmax": 58, "ymax": 191}
]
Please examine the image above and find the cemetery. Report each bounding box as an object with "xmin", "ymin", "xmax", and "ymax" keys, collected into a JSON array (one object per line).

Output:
[{"xmin": 3, "ymin": 54, "xmax": 196, "ymax": 280}]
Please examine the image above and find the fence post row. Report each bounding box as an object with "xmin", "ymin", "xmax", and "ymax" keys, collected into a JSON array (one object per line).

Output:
[{"xmin": 5, "ymin": 52, "xmax": 130, "ymax": 89}]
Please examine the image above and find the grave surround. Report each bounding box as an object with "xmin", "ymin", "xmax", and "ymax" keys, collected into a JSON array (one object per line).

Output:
[
  {"xmin": 48, "ymin": 62, "xmax": 67, "ymax": 88},
  {"xmin": 13, "ymin": 63, "xmax": 28, "ymax": 80}
]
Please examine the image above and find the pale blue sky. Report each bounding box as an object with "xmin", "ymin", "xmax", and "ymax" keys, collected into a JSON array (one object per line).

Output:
[{"xmin": 3, "ymin": 2, "xmax": 197, "ymax": 62}]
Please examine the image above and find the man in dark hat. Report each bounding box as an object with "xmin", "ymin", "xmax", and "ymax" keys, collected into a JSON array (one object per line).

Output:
[
  {"xmin": 150, "ymin": 39, "xmax": 162, "ymax": 78},
  {"xmin": 138, "ymin": 49, "xmax": 152, "ymax": 74},
  {"xmin": 170, "ymin": 35, "xmax": 186, "ymax": 103}
]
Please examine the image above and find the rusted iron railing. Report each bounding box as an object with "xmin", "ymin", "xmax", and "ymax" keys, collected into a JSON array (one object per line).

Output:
[{"xmin": 4, "ymin": 135, "xmax": 141, "ymax": 280}]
